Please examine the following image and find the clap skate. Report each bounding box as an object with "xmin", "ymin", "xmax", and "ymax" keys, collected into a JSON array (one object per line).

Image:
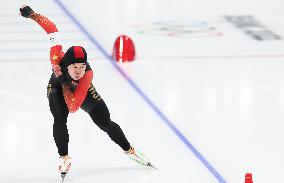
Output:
[
  {"xmin": 125, "ymin": 147, "xmax": 157, "ymax": 169},
  {"xmin": 58, "ymin": 156, "xmax": 71, "ymax": 182}
]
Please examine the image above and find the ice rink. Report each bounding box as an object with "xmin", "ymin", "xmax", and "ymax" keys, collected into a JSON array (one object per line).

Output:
[{"xmin": 1, "ymin": 0, "xmax": 284, "ymax": 182}]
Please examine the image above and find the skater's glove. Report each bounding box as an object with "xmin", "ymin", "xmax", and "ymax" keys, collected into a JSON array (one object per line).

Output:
[{"xmin": 19, "ymin": 5, "xmax": 34, "ymax": 18}]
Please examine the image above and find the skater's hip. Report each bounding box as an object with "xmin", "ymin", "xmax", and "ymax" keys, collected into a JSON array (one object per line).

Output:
[{"xmin": 47, "ymin": 82, "xmax": 104, "ymax": 113}]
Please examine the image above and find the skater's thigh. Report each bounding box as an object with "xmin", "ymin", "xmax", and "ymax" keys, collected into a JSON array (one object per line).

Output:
[
  {"xmin": 88, "ymin": 101, "xmax": 111, "ymax": 126},
  {"xmin": 47, "ymin": 86, "xmax": 68, "ymax": 119},
  {"xmin": 80, "ymin": 83, "xmax": 103, "ymax": 113}
]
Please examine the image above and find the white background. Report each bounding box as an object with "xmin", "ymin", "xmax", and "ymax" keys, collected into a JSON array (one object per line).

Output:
[{"xmin": 0, "ymin": 0, "xmax": 284, "ymax": 182}]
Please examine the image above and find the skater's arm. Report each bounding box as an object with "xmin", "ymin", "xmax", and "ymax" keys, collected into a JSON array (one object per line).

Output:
[
  {"xmin": 19, "ymin": 5, "xmax": 58, "ymax": 34},
  {"xmin": 62, "ymin": 70, "xmax": 93, "ymax": 113},
  {"xmin": 50, "ymin": 44, "xmax": 64, "ymax": 77},
  {"xmin": 20, "ymin": 5, "xmax": 64, "ymax": 76},
  {"xmin": 74, "ymin": 70, "xmax": 93, "ymax": 105}
]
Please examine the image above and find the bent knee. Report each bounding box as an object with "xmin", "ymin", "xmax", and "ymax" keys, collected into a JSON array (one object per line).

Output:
[{"xmin": 97, "ymin": 120, "xmax": 113, "ymax": 131}]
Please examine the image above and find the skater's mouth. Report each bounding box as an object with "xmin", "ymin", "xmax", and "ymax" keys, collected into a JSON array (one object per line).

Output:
[{"xmin": 74, "ymin": 76, "xmax": 80, "ymax": 80}]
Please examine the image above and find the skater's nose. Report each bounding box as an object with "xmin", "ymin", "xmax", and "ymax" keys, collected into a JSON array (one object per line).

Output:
[{"xmin": 75, "ymin": 68, "xmax": 82, "ymax": 74}]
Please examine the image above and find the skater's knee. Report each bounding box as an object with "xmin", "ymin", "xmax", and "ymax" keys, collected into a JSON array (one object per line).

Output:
[
  {"xmin": 98, "ymin": 122, "xmax": 110, "ymax": 132},
  {"xmin": 109, "ymin": 121, "xmax": 120, "ymax": 129},
  {"xmin": 96, "ymin": 120, "xmax": 112, "ymax": 132},
  {"xmin": 99, "ymin": 120, "xmax": 120, "ymax": 132}
]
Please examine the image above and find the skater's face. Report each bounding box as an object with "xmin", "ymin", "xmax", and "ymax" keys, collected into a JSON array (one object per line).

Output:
[{"xmin": 67, "ymin": 63, "xmax": 86, "ymax": 80}]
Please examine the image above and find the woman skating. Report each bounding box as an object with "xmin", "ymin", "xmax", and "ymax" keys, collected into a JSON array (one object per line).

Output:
[{"xmin": 19, "ymin": 5, "xmax": 155, "ymax": 181}]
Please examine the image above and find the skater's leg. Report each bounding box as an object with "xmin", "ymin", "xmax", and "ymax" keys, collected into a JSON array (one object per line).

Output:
[
  {"xmin": 88, "ymin": 101, "xmax": 131, "ymax": 151},
  {"xmin": 48, "ymin": 86, "xmax": 69, "ymax": 156},
  {"xmin": 88, "ymin": 102, "xmax": 156, "ymax": 168}
]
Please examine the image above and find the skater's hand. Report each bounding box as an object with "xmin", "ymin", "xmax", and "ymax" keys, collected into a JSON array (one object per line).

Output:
[
  {"xmin": 19, "ymin": 5, "xmax": 34, "ymax": 18},
  {"xmin": 52, "ymin": 64, "xmax": 62, "ymax": 77}
]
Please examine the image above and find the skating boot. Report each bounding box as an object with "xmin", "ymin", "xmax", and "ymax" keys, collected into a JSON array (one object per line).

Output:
[
  {"xmin": 125, "ymin": 147, "xmax": 157, "ymax": 169},
  {"xmin": 58, "ymin": 156, "xmax": 71, "ymax": 182}
]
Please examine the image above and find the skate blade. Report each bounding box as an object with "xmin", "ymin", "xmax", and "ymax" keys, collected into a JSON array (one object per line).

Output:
[
  {"xmin": 147, "ymin": 162, "xmax": 157, "ymax": 170},
  {"xmin": 61, "ymin": 172, "xmax": 67, "ymax": 183}
]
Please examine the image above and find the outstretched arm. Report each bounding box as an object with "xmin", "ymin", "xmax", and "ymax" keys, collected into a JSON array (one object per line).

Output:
[
  {"xmin": 19, "ymin": 5, "xmax": 58, "ymax": 34},
  {"xmin": 19, "ymin": 5, "xmax": 63, "ymax": 76}
]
